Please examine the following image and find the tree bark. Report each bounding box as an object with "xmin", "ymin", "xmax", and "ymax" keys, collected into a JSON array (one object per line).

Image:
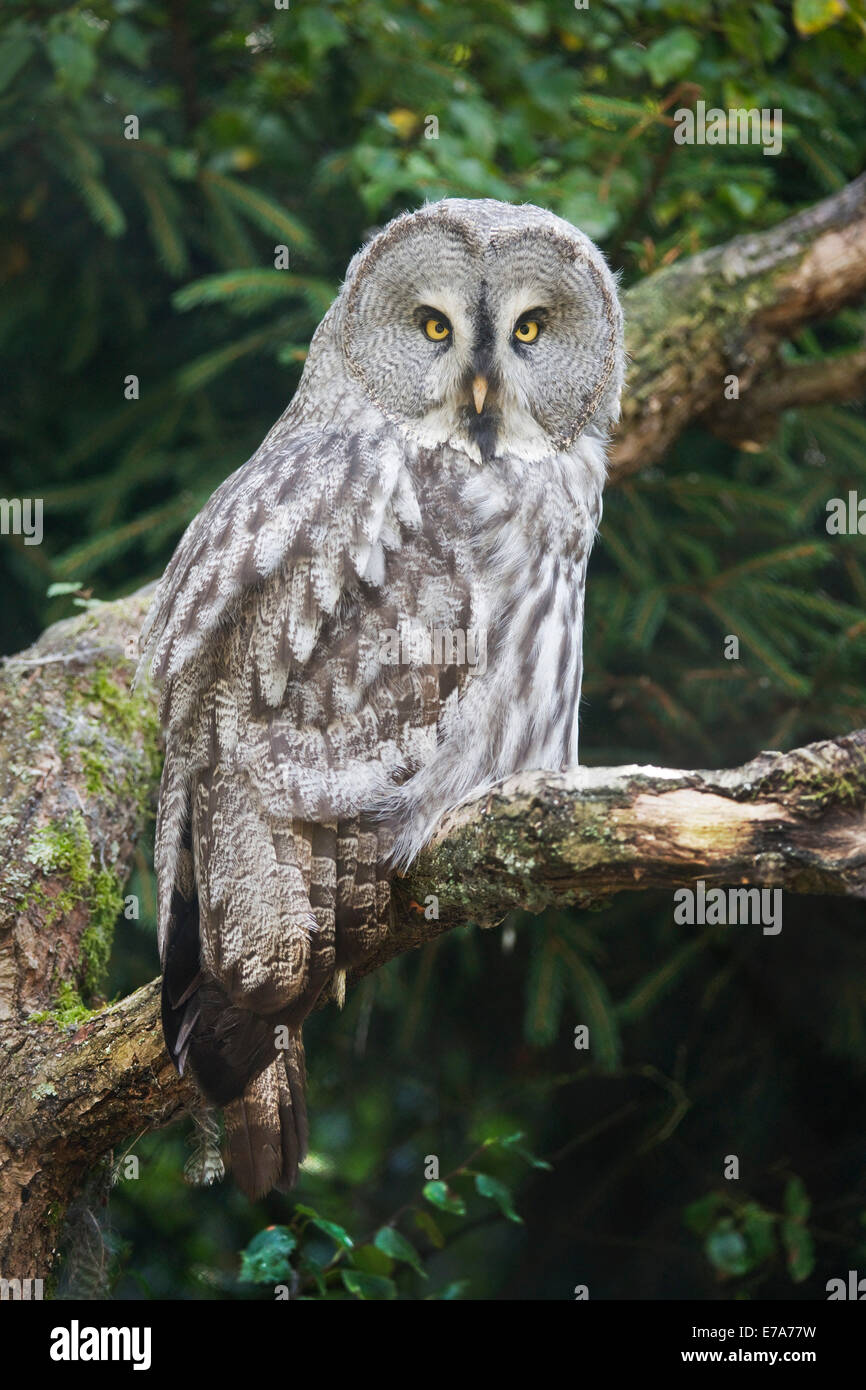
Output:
[
  {"xmin": 2, "ymin": 175, "xmax": 866, "ymax": 1285},
  {"xmin": 610, "ymin": 171, "xmax": 866, "ymax": 475}
]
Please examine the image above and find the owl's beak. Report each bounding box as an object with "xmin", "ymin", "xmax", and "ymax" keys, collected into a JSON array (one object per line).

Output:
[{"xmin": 472, "ymin": 375, "xmax": 489, "ymax": 414}]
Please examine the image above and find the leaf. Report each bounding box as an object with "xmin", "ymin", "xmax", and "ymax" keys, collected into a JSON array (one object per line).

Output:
[
  {"xmin": 136, "ymin": 169, "xmax": 188, "ymax": 277},
  {"xmin": 558, "ymin": 189, "xmax": 619, "ymax": 241},
  {"xmin": 174, "ymin": 270, "xmax": 332, "ymax": 318},
  {"xmin": 684, "ymin": 1192, "xmax": 727, "ymax": 1236},
  {"xmin": 644, "ymin": 28, "xmax": 701, "ymax": 87},
  {"xmin": 71, "ymin": 173, "xmax": 126, "ymax": 238},
  {"xmin": 793, "ymin": 0, "xmax": 847, "ymax": 35},
  {"xmin": 573, "ymin": 93, "xmax": 664, "ymax": 126},
  {"xmin": 450, "ymin": 98, "xmax": 499, "ymax": 158},
  {"xmin": 413, "ymin": 1207, "xmax": 445, "ymax": 1249},
  {"xmin": 784, "ymin": 1176, "xmax": 811, "ymax": 1222},
  {"xmin": 200, "ymin": 170, "xmax": 312, "ymax": 250},
  {"xmin": 722, "ymin": 9, "xmax": 761, "ymax": 60},
  {"xmin": 500, "ymin": 1132, "xmax": 553, "ymax": 1170},
  {"xmin": 293, "ymin": 1205, "xmax": 353, "ymax": 1249},
  {"xmin": 511, "ymin": 1, "xmax": 548, "ymax": 37},
  {"xmin": 475, "ymin": 1173, "xmax": 523, "ymax": 1224},
  {"xmin": 422, "ymin": 1181, "xmax": 466, "ymax": 1216},
  {"xmin": 524, "ymin": 928, "xmax": 565, "ymax": 1046},
  {"xmin": 705, "ymin": 1218, "xmax": 751, "ymax": 1277},
  {"xmin": 781, "ymin": 1219, "xmax": 816, "ymax": 1283},
  {"xmin": 374, "ymin": 1227, "xmax": 427, "ymax": 1277},
  {"xmin": 297, "ymin": 7, "xmax": 347, "ymax": 60},
  {"xmin": 297, "ymin": 1252, "xmax": 328, "ymax": 1297},
  {"xmin": 558, "ymin": 939, "xmax": 622, "ymax": 1071},
  {"xmin": 741, "ymin": 1203, "xmax": 777, "ymax": 1266},
  {"xmin": 426, "ymin": 1280, "xmax": 470, "ymax": 1300},
  {"xmin": 46, "ymin": 32, "xmax": 97, "ymax": 96},
  {"xmin": 350, "ymin": 1244, "xmax": 393, "ymax": 1276},
  {"xmin": 52, "ymin": 498, "xmax": 193, "ymax": 579},
  {"xmin": 0, "ymin": 36, "xmax": 34, "ymax": 93},
  {"xmin": 629, "ymin": 588, "xmax": 668, "ymax": 650},
  {"xmin": 700, "ymin": 596, "xmax": 811, "ymax": 694},
  {"xmin": 51, "ymin": 133, "xmax": 126, "ymax": 238},
  {"xmin": 755, "ymin": 2, "xmax": 788, "ymax": 60},
  {"xmin": 109, "ymin": 17, "xmax": 152, "ymax": 68},
  {"xmin": 238, "ymin": 1226, "xmax": 296, "ymax": 1284},
  {"xmin": 719, "ymin": 183, "xmax": 765, "ymax": 219},
  {"xmin": 340, "ymin": 1269, "xmax": 397, "ymax": 1300},
  {"xmin": 617, "ymin": 936, "xmax": 709, "ymax": 1024},
  {"xmin": 386, "ymin": 108, "xmax": 419, "ymax": 141},
  {"xmin": 173, "ymin": 327, "xmax": 278, "ymax": 394},
  {"xmin": 46, "ymin": 581, "xmax": 84, "ymax": 597}
]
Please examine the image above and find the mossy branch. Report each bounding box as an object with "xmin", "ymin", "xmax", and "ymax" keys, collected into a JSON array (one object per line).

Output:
[
  {"xmin": 1, "ymin": 589, "xmax": 864, "ymax": 1277},
  {"xmin": 612, "ymin": 172, "xmax": 866, "ymax": 475}
]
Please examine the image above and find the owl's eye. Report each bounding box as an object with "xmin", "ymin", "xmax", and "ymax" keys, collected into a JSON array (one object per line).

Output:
[
  {"xmin": 514, "ymin": 319, "xmax": 540, "ymax": 344},
  {"xmin": 423, "ymin": 315, "xmax": 451, "ymax": 341}
]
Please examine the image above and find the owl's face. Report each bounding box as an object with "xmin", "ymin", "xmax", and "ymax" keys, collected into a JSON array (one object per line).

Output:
[{"xmin": 336, "ymin": 198, "xmax": 623, "ymax": 462}]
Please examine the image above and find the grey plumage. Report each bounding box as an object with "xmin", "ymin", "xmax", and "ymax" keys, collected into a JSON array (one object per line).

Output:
[{"xmin": 139, "ymin": 197, "xmax": 624, "ymax": 1197}]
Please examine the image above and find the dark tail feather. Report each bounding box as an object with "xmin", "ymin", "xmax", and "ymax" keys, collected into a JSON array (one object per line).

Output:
[
  {"xmin": 161, "ymin": 883, "xmax": 203, "ymax": 1077},
  {"xmin": 277, "ymin": 1032, "xmax": 309, "ymax": 1189},
  {"xmin": 161, "ymin": 879, "xmax": 310, "ymax": 1195},
  {"xmin": 164, "ymin": 918, "xmax": 286, "ymax": 1108},
  {"xmin": 225, "ymin": 1034, "xmax": 309, "ymax": 1198}
]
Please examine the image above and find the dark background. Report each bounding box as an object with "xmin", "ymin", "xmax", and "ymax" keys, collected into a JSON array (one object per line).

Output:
[{"xmin": 2, "ymin": 0, "xmax": 865, "ymax": 1299}]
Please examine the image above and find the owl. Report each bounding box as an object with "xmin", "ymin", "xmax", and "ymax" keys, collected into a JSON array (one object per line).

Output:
[{"xmin": 139, "ymin": 198, "xmax": 624, "ymax": 1198}]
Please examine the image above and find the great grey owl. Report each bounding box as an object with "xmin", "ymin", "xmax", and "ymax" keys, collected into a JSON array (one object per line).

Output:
[{"xmin": 139, "ymin": 197, "xmax": 625, "ymax": 1198}]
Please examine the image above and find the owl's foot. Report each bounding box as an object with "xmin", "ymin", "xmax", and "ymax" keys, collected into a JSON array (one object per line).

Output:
[
  {"xmin": 333, "ymin": 968, "xmax": 347, "ymax": 1009},
  {"xmin": 184, "ymin": 1105, "xmax": 225, "ymax": 1187}
]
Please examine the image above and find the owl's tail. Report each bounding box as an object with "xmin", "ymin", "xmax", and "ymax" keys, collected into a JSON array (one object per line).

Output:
[
  {"xmin": 162, "ymin": 940, "xmax": 311, "ymax": 1196},
  {"xmin": 224, "ymin": 1035, "xmax": 309, "ymax": 1199}
]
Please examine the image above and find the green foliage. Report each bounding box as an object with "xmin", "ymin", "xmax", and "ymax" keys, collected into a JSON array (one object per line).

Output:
[
  {"xmin": 3, "ymin": 0, "xmax": 865, "ymax": 658},
  {"xmin": 524, "ymin": 912, "xmax": 622, "ymax": 1067},
  {"xmin": 238, "ymin": 1226, "xmax": 297, "ymax": 1284},
  {"xmin": 232, "ymin": 1132, "xmax": 540, "ymax": 1298},
  {"xmin": 28, "ymin": 978, "xmax": 96, "ymax": 1028},
  {"xmin": 423, "ymin": 1180, "xmax": 467, "ymax": 1215},
  {"xmin": 685, "ymin": 1177, "xmax": 818, "ymax": 1288}
]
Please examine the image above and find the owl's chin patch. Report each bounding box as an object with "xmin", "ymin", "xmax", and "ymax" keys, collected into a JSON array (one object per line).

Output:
[
  {"xmin": 462, "ymin": 404, "xmax": 500, "ymax": 462},
  {"xmin": 407, "ymin": 403, "xmax": 504, "ymax": 464}
]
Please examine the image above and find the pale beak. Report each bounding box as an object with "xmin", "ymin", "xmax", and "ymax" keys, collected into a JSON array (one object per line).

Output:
[{"xmin": 472, "ymin": 374, "xmax": 489, "ymax": 415}]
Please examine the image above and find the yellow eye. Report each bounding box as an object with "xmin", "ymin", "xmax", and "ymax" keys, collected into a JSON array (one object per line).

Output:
[
  {"xmin": 514, "ymin": 319, "xmax": 540, "ymax": 343},
  {"xmin": 424, "ymin": 316, "xmax": 451, "ymax": 341}
]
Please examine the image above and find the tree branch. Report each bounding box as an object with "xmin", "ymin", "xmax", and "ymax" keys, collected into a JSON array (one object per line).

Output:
[
  {"xmin": 2, "ymin": 694, "xmax": 862, "ymax": 1274},
  {"xmin": 707, "ymin": 346, "xmax": 866, "ymax": 449},
  {"xmin": 611, "ymin": 173, "xmax": 866, "ymax": 478}
]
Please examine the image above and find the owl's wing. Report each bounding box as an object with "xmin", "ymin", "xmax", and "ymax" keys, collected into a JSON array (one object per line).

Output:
[
  {"xmin": 145, "ymin": 416, "xmax": 435, "ymax": 1197},
  {"xmin": 139, "ymin": 414, "xmax": 420, "ymax": 687}
]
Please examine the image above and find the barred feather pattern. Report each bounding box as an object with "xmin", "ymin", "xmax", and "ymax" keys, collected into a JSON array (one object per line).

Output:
[{"xmin": 141, "ymin": 197, "xmax": 623, "ymax": 1197}]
